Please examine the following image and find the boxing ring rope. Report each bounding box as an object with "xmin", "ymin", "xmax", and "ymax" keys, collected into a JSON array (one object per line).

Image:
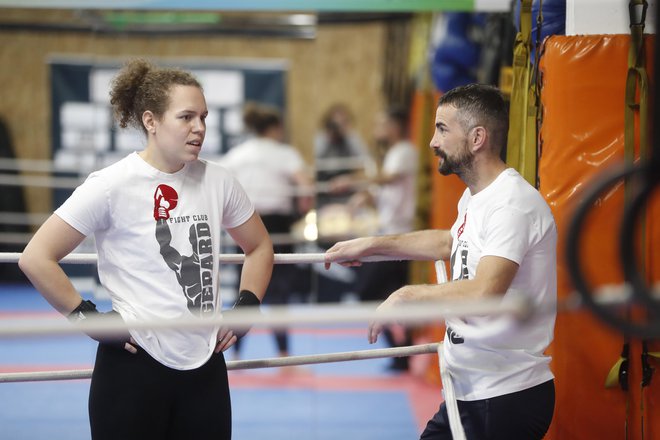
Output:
[
  {"xmin": 0, "ymin": 157, "xmax": 80, "ymax": 173},
  {"xmin": 0, "ymin": 156, "xmax": 369, "ymax": 174},
  {"xmin": 0, "ymin": 233, "xmax": 34, "ymax": 245},
  {"xmin": 0, "ymin": 252, "xmax": 387, "ymax": 265},
  {"xmin": 0, "ymin": 212, "xmax": 50, "ymax": 226},
  {"xmin": 0, "ymin": 250, "xmax": 652, "ymax": 302},
  {"xmin": 0, "ymin": 234, "xmax": 315, "ymax": 246},
  {"xmin": 0, "ymin": 173, "xmax": 83, "ymax": 189},
  {"xmin": 0, "ymin": 342, "xmax": 441, "ymax": 383},
  {"xmin": 0, "ymin": 296, "xmax": 531, "ymax": 339},
  {"xmin": 0, "ymin": 172, "xmax": 362, "ymax": 196}
]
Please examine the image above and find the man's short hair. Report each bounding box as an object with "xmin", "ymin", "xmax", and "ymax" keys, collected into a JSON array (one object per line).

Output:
[{"xmin": 438, "ymin": 84, "xmax": 509, "ymax": 152}]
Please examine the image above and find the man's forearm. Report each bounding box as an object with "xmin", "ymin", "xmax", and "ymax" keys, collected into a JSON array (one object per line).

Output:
[
  {"xmin": 367, "ymin": 229, "xmax": 452, "ymax": 261},
  {"xmin": 395, "ymin": 279, "xmax": 489, "ymax": 304},
  {"xmin": 394, "ymin": 255, "xmax": 519, "ymax": 302}
]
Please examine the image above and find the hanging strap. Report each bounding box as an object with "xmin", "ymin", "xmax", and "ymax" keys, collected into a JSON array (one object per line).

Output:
[
  {"xmin": 506, "ymin": 0, "xmax": 533, "ymax": 184},
  {"xmin": 640, "ymin": 341, "xmax": 659, "ymax": 440},
  {"xmin": 506, "ymin": 0, "xmax": 543, "ymax": 186},
  {"xmin": 520, "ymin": 0, "xmax": 533, "ymax": 47},
  {"xmin": 606, "ymin": 342, "xmax": 631, "ymax": 390},
  {"xmin": 624, "ymin": 0, "xmax": 649, "ymax": 261},
  {"xmin": 624, "ymin": 0, "xmax": 649, "ymax": 170},
  {"xmin": 641, "ymin": 341, "xmax": 656, "ymax": 388},
  {"xmin": 531, "ymin": 0, "xmax": 544, "ymax": 185},
  {"xmin": 622, "ymin": 3, "xmax": 650, "ymax": 439}
]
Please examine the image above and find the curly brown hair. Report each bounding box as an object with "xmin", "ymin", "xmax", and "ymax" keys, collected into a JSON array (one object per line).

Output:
[{"xmin": 109, "ymin": 58, "xmax": 202, "ymax": 133}]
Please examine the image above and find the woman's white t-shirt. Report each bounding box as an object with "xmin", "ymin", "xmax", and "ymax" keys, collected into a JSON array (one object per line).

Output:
[{"xmin": 55, "ymin": 152, "xmax": 254, "ymax": 370}]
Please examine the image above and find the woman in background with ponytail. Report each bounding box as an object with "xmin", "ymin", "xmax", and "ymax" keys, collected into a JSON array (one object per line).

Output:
[{"xmin": 222, "ymin": 102, "xmax": 312, "ymax": 368}]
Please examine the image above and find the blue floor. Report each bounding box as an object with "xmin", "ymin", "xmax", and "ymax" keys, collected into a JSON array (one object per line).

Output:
[
  {"xmin": 0, "ymin": 284, "xmax": 427, "ymax": 439},
  {"xmin": 233, "ymin": 389, "xmax": 414, "ymax": 440}
]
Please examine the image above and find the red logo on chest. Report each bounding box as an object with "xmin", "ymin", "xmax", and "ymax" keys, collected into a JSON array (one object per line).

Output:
[
  {"xmin": 457, "ymin": 213, "xmax": 467, "ymax": 239},
  {"xmin": 154, "ymin": 184, "xmax": 179, "ymax": 220}
]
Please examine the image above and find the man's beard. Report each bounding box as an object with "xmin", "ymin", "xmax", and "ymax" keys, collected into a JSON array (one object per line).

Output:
[{"xmin": 436, "ymin": 141, "xmax": 473, "ymax": 177}]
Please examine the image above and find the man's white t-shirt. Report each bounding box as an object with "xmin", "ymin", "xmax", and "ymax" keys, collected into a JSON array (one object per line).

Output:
[
  {"xmin": 221, "ymin": 137, "xmax": 304, "ymax": 215},
  {"xmin": 55, "ymin": 152, "xmax": 254, "ymax": 370},
  {"xmin": 443, "ymin": 168, "xmax": 557, "ymax": 400},
  {"xmin": 377, "ymin": 141, "xmax": 418, "ymax": 234}
]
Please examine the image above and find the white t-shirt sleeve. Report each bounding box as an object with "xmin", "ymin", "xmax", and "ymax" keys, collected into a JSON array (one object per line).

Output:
[
  {"xmin": 222, "ymin": 175, "xmax": 255, "ymax": 229},
  {"xmin": 481, "ymin": 206, "xmax": 532, "ymax": 265},
  {"xmin": 54, "ymin": 173, "xmax": 110, "ymax": 236}
]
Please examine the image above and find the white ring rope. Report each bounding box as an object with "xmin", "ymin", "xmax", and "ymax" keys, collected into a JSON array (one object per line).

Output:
[
  {"xmin": 0, "ymin": 158, "xmax": 80, "ymax": 173},
  {"xmin": 0, "ymin": 172, "xmax": 363, "ymax": 196},
  {"xmin": 0, "ymin": 298, "xmax": 531, "ymax": 339},
  {"xmin": 0, "ymin": 233, "xmax": 34, "ymax": 245},
  {"xmin": 0, "ymin": 157, "xmax": 369, "ymax": 174},
  {"xmin": 0, "ymin": 229, "xmax": 329, "ymax": 246},
  {"xmin": 0, "ymin": 173, "xmax": 83, "ymax": 189},
  {"xmin": 0, "ymin": 212, "xmax": 50, "ymax": 226},
  {"xmin": 0, "ymin": 343, "xmax": 441, "ymax": 383},
  {"xmin": 0, "ymin": 252, "xmax": 648, "ymax": 309},
  {"xmin": 0, "ymin": 252, "xmax": 401, "ymax": 265}
]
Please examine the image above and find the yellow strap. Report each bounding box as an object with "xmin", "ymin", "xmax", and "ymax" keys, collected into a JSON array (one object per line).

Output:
[
  {"xmin": 605, "ymin": 357, "xmax": 627, "ymax": 388},
  {"xmin": 624, "ymin": 0, "xmax": 649, "ymax": 170},
  {"xmin": 624, "ymin": 3, "xmax": 649, "ymax": 289},
  {"xmin": 506, "ymin": 0, "xmax": 538, "ymax": 186},
  {"xmin": 520, "ymin": 0, "xmax": 532, "ymax": 45}
]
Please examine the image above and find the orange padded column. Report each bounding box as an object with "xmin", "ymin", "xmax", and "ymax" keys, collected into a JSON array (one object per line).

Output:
[{"xmin": 539, "ymin": 34, "xmax": 657, "ymax": 440}]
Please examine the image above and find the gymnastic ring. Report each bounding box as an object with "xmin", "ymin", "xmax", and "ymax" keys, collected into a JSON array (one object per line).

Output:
[
  {"xmin": 565, "ymin": 162, "xmax": 660, "ymax": 339},
  {"xmin": 619, "ymin": 162, "xmax": 660, "ymax": 316}
]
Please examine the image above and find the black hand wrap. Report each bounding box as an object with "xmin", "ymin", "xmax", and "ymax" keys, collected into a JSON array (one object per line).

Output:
[
  {"xmin": 233, "ymin": 290, "xmax": 261, "ymax": 308},
  {"xmin": 228, "ymin": 290, "xmax": 261, "ymax": 340},
  {"xmin": 68, "ymin": 299, "xmax": 99, "ymax": 323},
  {"xmin": 68, "ymin": 299, "xmax": 131, "ymax": 349}
]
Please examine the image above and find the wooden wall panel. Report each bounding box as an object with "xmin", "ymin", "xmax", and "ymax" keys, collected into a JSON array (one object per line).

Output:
[{"xmin": 0, "ymin": 9, "xmax": 387, "ymax": 216}]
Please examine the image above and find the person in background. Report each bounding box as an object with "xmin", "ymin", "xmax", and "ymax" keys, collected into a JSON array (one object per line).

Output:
[
  {"xmin": 222, "ymin": 102, "xmax": 312, "ymax": 366},
  {"xmin": 313, "ymin": 104, "xmax": 376, "ymax": 303},
  {"xmin": 332, "ymin": 106, "xmax": 419, "ymax": 371},
  {"xmin": 19, "ymin": 59, "xmax": 273, "ymax": 439},
  {"xmin": 314, "ymin": 103, "xmax": 374, "ymax": 207}
]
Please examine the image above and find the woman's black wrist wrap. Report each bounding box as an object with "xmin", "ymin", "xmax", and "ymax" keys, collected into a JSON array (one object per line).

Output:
[
  {"xmin": 229, "ymin": 290, "xmax": 261, "ymax": 340},
  {"xmin": 233, "ymin": 290, "xmax": 261, "ymax": 308},
  {"xmin": 67, "ymin": 299, "xmax": 129, "ymax": 348},
  {"xmin": 68, "ymin": 299, "xmax": 98, "ymax": 322}
]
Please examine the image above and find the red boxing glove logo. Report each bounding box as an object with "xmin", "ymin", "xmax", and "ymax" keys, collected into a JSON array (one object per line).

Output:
[{"xmin": 153, "ymin": 184, "xmax": 178, "ymax": 220}]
